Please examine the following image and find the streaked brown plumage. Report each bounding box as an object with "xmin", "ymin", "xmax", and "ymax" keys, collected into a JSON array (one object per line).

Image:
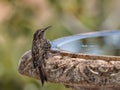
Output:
[{"xmin": 32, "ymin": 26, "xmax": 51, "ymax": 85}]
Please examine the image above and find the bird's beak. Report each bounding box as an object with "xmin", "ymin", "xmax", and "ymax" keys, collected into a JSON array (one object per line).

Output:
[{"xmin": 42, "ymin": 26, "xmax": 52, "ymax": 32}]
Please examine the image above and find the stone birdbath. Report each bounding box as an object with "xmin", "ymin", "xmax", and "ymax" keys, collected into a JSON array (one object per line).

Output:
[{"xmin": 18, "ymin": 30, "xmax": 120, "ymax": 90}]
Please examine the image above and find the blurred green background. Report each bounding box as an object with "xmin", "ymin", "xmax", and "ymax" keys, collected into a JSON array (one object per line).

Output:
[{"xmin": 0, "ymin": 0, "xmax": 120, "ymax": 90}]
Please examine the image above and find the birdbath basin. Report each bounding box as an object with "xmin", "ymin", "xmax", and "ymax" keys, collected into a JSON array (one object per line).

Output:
[
  {"xmin": 18, "ymin": 30, "xmax": 120, "ymax": 90},
  {"xmin": 52, "ymin": 30, "xmax": 120, "ymax": 56}
]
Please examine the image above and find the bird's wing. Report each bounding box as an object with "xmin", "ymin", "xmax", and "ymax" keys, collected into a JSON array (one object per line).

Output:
[{"xmin": 32, "ymin": 41, "xmax": 40, "ymax": 68}]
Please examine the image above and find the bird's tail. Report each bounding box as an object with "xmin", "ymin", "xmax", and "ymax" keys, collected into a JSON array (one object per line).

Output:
[{"xmin": 38, "ymin": 66, "xmax": 47, "ymax": 85}]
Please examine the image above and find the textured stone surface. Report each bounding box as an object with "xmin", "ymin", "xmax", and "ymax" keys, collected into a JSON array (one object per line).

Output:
[{"xmin": 18, "ymin": 50, "xmax": 120, "ymax": 90}]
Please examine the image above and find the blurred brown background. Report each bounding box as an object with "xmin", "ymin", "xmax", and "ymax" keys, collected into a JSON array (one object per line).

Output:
[{"xmin": 0, "ymin": 0, "xmax": 120, "ymax": 90}]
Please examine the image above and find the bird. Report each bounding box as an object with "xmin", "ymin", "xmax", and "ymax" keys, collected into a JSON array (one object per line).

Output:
[{"xmin": 31, "ymin": 26, "xmax": 51, "ymax": 85}]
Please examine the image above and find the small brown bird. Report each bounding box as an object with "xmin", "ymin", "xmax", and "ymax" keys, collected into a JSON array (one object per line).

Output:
[{"xmin": 32, "ymin": 26, "xmax": 51, "ymax": 85}]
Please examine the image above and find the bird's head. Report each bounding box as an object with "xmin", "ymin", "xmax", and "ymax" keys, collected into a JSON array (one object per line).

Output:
[{"xmin": 33, "ymin": 26, "xmax": 51, "ymax": 40}]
